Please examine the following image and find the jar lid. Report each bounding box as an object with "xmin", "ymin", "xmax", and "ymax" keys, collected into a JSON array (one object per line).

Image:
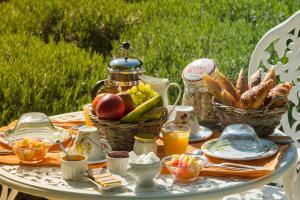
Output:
[
  {"xmin": 182, "ymin": 58, "xmax": 215, "ymax": 84},
  {"xmin": 134, "ymin": 134, "xmax": 157, "ymax": 142}
]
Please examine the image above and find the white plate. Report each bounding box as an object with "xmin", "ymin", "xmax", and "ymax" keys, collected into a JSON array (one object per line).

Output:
[
  {"xmin": 189, "ymin": 126, "xmax": 213, "ymax": 142},
  {"xmin": 201, "ymin": 138, "xmax": 279, "ymax": 160}
]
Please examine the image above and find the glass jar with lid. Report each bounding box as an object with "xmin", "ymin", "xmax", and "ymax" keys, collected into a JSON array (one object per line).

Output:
[
  {"xmin": 182, "ymin": 58, "xmax": 216, "ymax": 127},
  {"xmin": 133, "ymin": 133, "xmax": 157, "ymax": 155}
]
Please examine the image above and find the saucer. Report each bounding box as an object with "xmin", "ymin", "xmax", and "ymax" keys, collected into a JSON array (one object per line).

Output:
[
  {"xmin": 201, "ymin": 138, "xmax": 279, "ymax": 160},
  {"xmin": 189, "ymin": 126, "xmax": 213, "ymax": 142}
]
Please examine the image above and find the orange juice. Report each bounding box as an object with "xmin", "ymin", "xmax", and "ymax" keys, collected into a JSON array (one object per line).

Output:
[
  {"xmin": 162, "ymin": 122, "xmax": 190, "ymax": 155},
  {"xmin": 83, "ymin": 107, "xmax": 93, "ymax": 127}
]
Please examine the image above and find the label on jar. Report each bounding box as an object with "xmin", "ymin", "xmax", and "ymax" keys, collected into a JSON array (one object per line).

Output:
[{"xmin": 182, "ymin": 58, "xmax": 215, "ymax": 83}]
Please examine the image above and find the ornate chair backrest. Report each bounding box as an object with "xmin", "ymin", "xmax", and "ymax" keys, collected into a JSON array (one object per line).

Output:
[{"xmin": 248, "ymin": 11, "xmax": 300, "ymax": 146}]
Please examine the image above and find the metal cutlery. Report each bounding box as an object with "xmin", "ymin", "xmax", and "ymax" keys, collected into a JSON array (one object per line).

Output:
[{"xmin": 0, "ymin": 150, "xmax": 14, "ymax": 155}]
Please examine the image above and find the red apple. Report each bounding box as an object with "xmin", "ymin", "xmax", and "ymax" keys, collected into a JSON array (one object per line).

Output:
[
  {"xmin": 92, "ymin": 93, "xmax": 108, "ymax": 113},
  {"xmin": 95, "ymin": 94, "xmax": 125, "ymax": 120}
]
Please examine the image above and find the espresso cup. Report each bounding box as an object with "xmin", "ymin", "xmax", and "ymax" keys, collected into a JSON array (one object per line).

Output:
[
  {"xmin": 106, "ymin": 151, "xmax": 129, "ymax": 177},
  {"xmin": 61, "ymin": 154, "xmax": 88, "ymax": 180}
]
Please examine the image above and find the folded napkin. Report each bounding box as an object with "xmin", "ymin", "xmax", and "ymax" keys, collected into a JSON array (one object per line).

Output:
[{"xmin": 157, "ymin": 133, "xmax": 290, "ymax": 179}]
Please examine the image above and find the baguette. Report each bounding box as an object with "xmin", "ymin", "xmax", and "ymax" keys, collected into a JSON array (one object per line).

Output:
[
  {"xmin": 241, "ymin": 79, "xmax": 275, "ymax": 109},
  {"xmin": 221, "ymin": 90, "xmax": 239, "ymax": 108},
  {"xmin": 215, "ymin": 69, "xmax": 239, "ymax": 101},
  {"xmin": 236, "ymin": 68, "xmax": 248, "ymax": 95},
  {"xmin": 203, "ymin": 74, "xmax": 223, "ymax": 103},
  {"xmin": 263, "ymin": 67, "xmax": 276, "ymax": 83}
]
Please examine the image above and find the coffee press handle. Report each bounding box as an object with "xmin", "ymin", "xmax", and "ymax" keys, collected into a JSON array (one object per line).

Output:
[{"xmin": 91, "ymin": 80, "xmax": 106, "ymax": 100}]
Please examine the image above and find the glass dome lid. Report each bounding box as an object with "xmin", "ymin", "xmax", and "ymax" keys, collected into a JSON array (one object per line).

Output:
[
  {"xmin": 215, "ymin": 124, "xmax": 262, "ymax": 153},
  {"xmin": 8, "ymin": 112, "xmax": 67, "ymax": 144},
  {"xmin": 201, "ymin": 124, "xmax": 279, "ymax": 160}
]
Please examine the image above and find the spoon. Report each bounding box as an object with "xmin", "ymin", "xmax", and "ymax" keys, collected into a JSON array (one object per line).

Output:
[
  {"xmin": 56, "ymin": 140, "xmax": 72, "ymax": 161},
  {"xmin": 192, "ymin": 149, "xmax": 263, "ymax": 171}
]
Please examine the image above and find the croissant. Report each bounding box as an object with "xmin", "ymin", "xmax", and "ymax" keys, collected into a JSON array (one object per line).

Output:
[
  {"xmin": 236, "ymin": 68, "xmax": 248, "ymax": 95},
  {"xmin": 241, "ymin": 79, "xmax": 275, "ymax": 109},
  {"xmin": 264, "ymin": 82, "xmax": 292, "ymax": 107},
  {"xmin": 263, "ymin": 67, "xmax": 276, "ymax": 83},
  {"xmin": 203, "ymin": 74, "xmax": 223, "ymax": 103},
  {"xmin": 215, "ymin": 69, "xmax": 239, "ymax": 101},
  {"xmin": 249, "ymin": 69, "xmax": 262, "ymax": 88}
]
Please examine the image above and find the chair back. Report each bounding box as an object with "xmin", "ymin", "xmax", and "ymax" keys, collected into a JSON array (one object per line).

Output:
[{"xmin": 248, "ymin": 11, "xmax": 300, "ymax": 146}]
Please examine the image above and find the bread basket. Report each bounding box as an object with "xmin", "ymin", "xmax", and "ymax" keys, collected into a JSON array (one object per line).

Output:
[
  {"xmin": 86, "ymin": 105, "xmax": 168, "ymax": 151},
  {"xmin": 212, "ymin": 96, "xmax": 289, "ymax": 137}
]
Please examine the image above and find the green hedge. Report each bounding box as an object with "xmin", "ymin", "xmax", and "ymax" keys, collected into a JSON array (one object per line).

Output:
[
  {"xmin": 0, "ymin": 0, "xmax": 138, "ymax": 55},
  {"xmin": 0, "ymin": 34, "xmax": 106, "ymax": 125}
]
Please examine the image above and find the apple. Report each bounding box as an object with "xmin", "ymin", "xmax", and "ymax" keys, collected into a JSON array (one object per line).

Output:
[
  {"xmin": 96, "ymin": 94, "xmax": 125, "ymax": 120},
  {"xmin": 92, "ymin": 93, "xmax": 108, "ymax": 113}
]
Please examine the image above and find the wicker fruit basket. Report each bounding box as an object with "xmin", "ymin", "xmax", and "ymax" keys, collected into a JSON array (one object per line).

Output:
[
  {"xmin": 87, "ymin": 105, "xmax": 168, "ymax": 151},
  {"xmin": 212, "ymin": 98, "xmax": 288, "ymax": 137}
]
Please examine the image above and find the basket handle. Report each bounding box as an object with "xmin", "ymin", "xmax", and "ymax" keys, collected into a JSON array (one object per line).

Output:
[{"xmin": 264, "ymin": 95, "xmax": 288, "ymax": 113}]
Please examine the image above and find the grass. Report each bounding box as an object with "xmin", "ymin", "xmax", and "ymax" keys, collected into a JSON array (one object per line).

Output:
[{"xmin": 0, "ymin": 0, "xmax": 300, "ymax": 126}]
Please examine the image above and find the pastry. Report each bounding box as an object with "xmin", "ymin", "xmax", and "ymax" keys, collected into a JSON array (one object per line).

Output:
[
  {"xmin": 91, "ymin": 171, "xmax": 122, "ymax": 189},
  {"xmin": 263, "ymin": 67, "xmax": 276, "ymax": 83},
  {"xmin": 92, "ymin": 172, "xmax": 122, "ymax": 189},
  {"xmin": 241, "ymin": 79, "xmax": 275, "ymax": 109},
  {"xmin": 249, "ymin": 69, "xmax": 262, "ymax": 88},
  {"xmin": 203, "ymin": 74, "xmax": 223, "ymax": 103},
  {"xmin": 264, "ymin": 82, "xmax": 292, "ymax": 107},
  {"xmin": 215, "ymin": 69, "xmax": 239, "ymax": 101},
  {"xmin": 221, "ymin": 90, "xmax": 239, "ymax": 108},
  {"xmin": 236, "ymin": 68, "xmax": 248, "ymax": 95}
]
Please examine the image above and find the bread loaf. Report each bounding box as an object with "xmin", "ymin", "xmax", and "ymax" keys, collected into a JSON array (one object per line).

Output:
[
  {"xmin": 236, "ymin": 68, "xmax": 248, "ymax": 95},
  {"xmin": 249, "ymin": 69, "xmax": 262, "ymax": 88},
  {"xmin": 203, "ymin": 74, "xmax": 223, "ymax": 103},
  {"xmin": 215, "ymin": 69, "xmax": 239, "ymax": 101},
  {"xmin": 241, "ymin": 79, "xmax": 274, "ymax": 109},
  {"xmin": 264, "ymin": 82, "xmax": 292, "ymax": 107}
]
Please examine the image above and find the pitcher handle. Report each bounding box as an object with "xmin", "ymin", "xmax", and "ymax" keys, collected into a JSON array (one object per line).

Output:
[
  {"xmin": 166, "ymin": 83, "xmax": 182, "ymax": 116},
  {"xmin": 99, "ymin": 139, "xmax": 112, "ymax": 152}
]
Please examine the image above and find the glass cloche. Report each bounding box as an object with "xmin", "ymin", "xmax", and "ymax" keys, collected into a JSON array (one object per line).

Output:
[
  {"xmin": 8, "ymin": 112, "xmax": 69, "ymax": 144},
  {"xmin": 200, "ymin": 124, "xmax": 279, "ymax": 160}
]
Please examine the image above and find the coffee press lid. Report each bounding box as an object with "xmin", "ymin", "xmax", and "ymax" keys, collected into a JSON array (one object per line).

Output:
[
  {"xmin": 109, "ymin": 41, "xmax": 143, "ymax": 71},
  {"xmin": 182, "ymin": 58, "xmax": 215, "ymax": 84}
]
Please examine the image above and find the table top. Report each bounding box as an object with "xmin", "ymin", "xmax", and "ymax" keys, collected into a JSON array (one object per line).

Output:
[{"xmin": 0, "ymin": 111, "xmax": 297, "ymax": 200}]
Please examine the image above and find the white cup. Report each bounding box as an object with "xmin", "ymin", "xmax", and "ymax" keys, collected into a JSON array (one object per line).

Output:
[
  {"xmin": 61, "ymin": 154, "xmax": 88, "ymax": 180},
  {"xmin": 106, "ymin": 151, "xmax": 129, "ymax": 177},
  {"xmin": 174, "ymin": 106, "xmax": 200, "ymax": 137}
]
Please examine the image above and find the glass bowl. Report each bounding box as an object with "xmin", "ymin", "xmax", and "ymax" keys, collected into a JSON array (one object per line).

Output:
[
  {"xmin": 8, "ymin": 112, "xmax": 65, "ymax": 144},
  {"xmin": 162, "ymin": 154, "xmax": 205, "ymax": 182},
  {"xmin": 215, "ymin": 124, "xmax": 262, "ymax": 153},
  {"xmin": 11, "ymin": 138, "xmax": 50, "ymax": 163}
]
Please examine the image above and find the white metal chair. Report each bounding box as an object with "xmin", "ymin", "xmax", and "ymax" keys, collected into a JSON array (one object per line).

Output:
[{"xmin": 223, "ymin": 10, "xmax": 300, "ymax": 200}]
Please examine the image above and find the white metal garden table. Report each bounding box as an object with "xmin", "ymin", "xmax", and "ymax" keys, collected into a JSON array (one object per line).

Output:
[{"xmin": 0, "ymin": 111, "xmax": 297, "ymax": 200}]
